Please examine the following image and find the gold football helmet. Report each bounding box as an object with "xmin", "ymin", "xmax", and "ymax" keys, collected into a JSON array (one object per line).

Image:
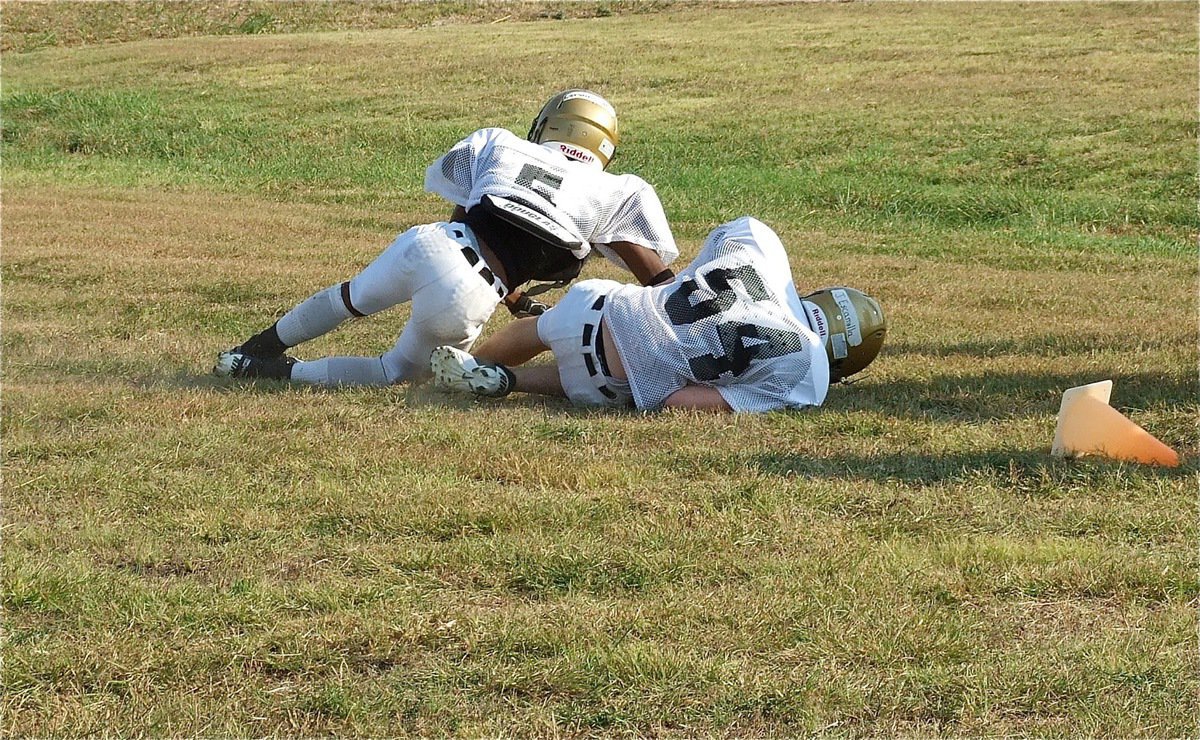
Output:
[
  {"xmin": 527, "ymin": 89, "xmax": 619, "ymax": 169},
  {"xmin": 801, "ymin": 287, "xmax": 887, "ymax": 382}
]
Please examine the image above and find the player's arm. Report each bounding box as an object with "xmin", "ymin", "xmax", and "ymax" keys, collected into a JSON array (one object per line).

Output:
[
  {"xmin": 602, "ymin": 240, "xmax": 675, "ymax": 286},
  {"xmin": 592, "ymin": 177, "xmax": 678, "ymax": 285},
  {"xmin": 661, "ymin": 384, "xmax": 734, "ymax": 413},
  {"xmin": 450, "ymin": 204, "xmax": 468, "ymax": 222}
]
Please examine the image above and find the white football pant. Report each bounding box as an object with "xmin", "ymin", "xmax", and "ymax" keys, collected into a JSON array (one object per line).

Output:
[
  {"xmin": 277, "ymin": 222, "xmax": 503, "ymax": 386},
  {"xmin": 536, "ymin": 279, "xmax": 633, "ymax": 407}
]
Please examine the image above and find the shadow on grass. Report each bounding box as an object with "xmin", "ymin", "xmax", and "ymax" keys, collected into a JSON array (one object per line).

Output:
[
  {"xmin": 885, "ymin": 336, "xmax": 1194, "ymax": 359},
  {"xmin": 747, "ymin": 448, "xmax": 1196, "ymax": 486},
  {"xmin": 161, "ymin": 367, "xmax": 614, "ymax": 414},
  {"xmin": 827, "ymin": 369, "xmax": 1195, "ymax": 422},
  {"xmin": 153, "ymin": 366, "xmax": 1193, "ymax": 429}
]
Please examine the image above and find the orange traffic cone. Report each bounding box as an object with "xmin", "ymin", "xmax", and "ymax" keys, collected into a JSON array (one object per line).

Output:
[{"xmin": 1052, "ymin": 380, "xmax": 1179, "ymax": 467}]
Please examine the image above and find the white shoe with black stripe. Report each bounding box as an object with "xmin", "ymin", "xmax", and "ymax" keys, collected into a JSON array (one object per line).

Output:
[{"xmin": 430, "ymin": 346, "xmax": 514, "ymax": 398}]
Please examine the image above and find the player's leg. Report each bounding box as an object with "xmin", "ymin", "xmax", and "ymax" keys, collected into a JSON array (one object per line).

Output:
[
  {"xmin": 212, "ymin": 279, "xmax": 357, "ymax": 378},
  {"xmin": 509, "ymin": 365, "xmax": 564, "ymax": 396},
  {"xmin": 372, "ymin": 264, "xmax": 501, "ymax": 384},
  {"xmin": 288, "ymin": 224, "xmax": 503, "ymax": 386},
  {"xmin": 432, "ymin": 279, "xmax": 632, "ymax": 407},
  {"xmin": 472, "ymin": 316, "xmax": 548, "ymax": 366},
  {"xmin": 215, "ymin": 226, "xmax": 428, "ymax": 379}
]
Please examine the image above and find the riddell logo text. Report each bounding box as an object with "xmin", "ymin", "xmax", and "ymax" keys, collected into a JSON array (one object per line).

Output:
[
  {"xmin": 808, "ymin": 306, "xmax": 827, "ymax": 337},
  {"xmin": 558, "ymin": 144, "xmax": 596, "ymax": 163}
]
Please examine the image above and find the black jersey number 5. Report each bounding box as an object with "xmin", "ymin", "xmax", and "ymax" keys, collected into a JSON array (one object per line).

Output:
[
  {"xmin": 665, "ymin": 264, "xmax": 803, "ymax": 381},
  {"xmin": 517, "ymin": 163, "xmax": 564, "ymax": 205}
]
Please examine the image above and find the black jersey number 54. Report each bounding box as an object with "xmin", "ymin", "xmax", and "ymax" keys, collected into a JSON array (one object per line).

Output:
[{"xmin": 664, "ymin": 264, "xmax": 803, "ymax": 381}]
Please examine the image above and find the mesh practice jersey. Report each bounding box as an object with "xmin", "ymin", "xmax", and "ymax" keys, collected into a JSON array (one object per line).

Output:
[
  {"xmin": 424, "ymin": 128, "xmax": 678, "ymax": 269},
  {"xmin": 603, "ymin": 216, "xmax": 830, "ymax": 412}
]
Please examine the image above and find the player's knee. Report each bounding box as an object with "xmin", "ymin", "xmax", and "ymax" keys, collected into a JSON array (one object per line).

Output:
[{"xmin": 342, "ymin": 279, "xmax": 399, "ymax": 317}]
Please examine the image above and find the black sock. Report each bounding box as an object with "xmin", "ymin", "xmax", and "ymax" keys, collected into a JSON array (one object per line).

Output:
[
  {"xmin": 236, "ymin": 323, "xmax": 289, "ymax": 358},
  {"xmin": 497, "ymin": 363, "xmax": 516, "ymax": 397}
]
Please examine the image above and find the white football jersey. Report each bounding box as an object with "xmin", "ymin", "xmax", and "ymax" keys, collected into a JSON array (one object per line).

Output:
[
  {"xmin": 424, "ymin": 128, "xmax": 678, "ymax": 269},
  {"xmin": 603, "ymin": 216, "xmax": 830, "ymax": 412}
]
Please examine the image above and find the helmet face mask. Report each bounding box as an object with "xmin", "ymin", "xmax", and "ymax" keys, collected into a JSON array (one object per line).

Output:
[
  {"xmin": 528, "ymin": 89, "xmax": 619, "ymax": 169},
  {"xmin": 801, "ymin": 287, "xmax": 887, "ymax": 383}
]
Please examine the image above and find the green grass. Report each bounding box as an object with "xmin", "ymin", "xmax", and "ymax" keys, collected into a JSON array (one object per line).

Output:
[{"xmin": 3, "ymin": 2, "xmax": 1198, "ymax": 736}]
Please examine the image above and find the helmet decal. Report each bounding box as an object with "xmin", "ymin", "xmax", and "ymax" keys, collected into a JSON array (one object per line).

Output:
[
  {"xmin": 560, "ymin": 90, "xmax": 616, "ymax": 116},
  {"xmin": 803, "ymin": 300, "xmax": 829, "ymax": 340},
  {"xmin": 830, "ymin": 333, "xmax": 850, "ymax": 360},
  {"xmin": 831, "ymin": 288, "xmax": 862, "ymax": 346},
  {"xmin": 546, "ymin": 141, "xmax": 599, "ymax": 166}
]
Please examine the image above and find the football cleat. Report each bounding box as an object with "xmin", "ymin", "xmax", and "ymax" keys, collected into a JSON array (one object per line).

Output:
[
  {"xmin": 212, "ymin": 350, "xmax": 296, "ymax": 380},
  {"xmin": 430, "ymin": 346, "xmax": 515, "ymax": 398}
]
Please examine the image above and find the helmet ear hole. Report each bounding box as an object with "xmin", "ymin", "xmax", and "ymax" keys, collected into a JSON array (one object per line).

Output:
[{"xmin": 527, "ymin": 117, "xmax": 545, "ymax": 143}]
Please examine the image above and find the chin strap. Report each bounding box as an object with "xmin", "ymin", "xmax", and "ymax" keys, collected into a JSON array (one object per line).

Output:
[{"xmin": 838, "ymin": 371, "xmax": 870, "ymax": 386}]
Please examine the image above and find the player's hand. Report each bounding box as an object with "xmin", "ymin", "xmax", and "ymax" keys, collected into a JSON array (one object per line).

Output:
[{"xmin": 507, "ymin": 294, "xmax": 549, "ymax": 318}]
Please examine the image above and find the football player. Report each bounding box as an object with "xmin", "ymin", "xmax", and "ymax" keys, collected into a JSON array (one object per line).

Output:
[
  {"xmin": 213, "ymin": 89, "xmax": 679, "ymax": 386},
  {"xmin": 430, "ymin": 216, "xmax": 886, "ymax": 413}
]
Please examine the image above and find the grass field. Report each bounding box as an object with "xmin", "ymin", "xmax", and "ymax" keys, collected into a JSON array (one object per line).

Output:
[{"xmin": 3, "ymin": 1, "xmax": 1197, "ymax": 735}]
